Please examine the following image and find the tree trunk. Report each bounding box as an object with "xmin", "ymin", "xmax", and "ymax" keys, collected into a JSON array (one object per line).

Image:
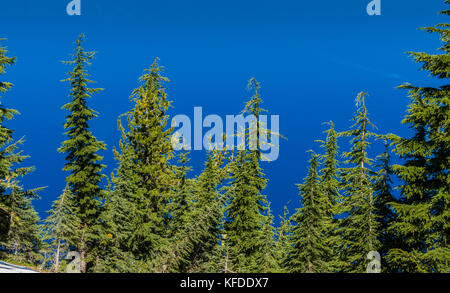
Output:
[
  {"xmin": 79, "ymin": 228, "xmax": 87, "ymax": 273},
  {"xmin": 54, "ymin": 239, "xmax": 61, "ymax": 273}
]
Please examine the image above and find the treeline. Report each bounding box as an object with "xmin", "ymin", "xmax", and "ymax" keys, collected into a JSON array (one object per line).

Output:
[{"xmin": 0, "ymin": 3, "xmax": 449, "ymax": 273}]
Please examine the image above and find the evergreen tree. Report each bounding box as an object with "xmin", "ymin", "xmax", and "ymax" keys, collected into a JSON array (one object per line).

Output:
[
  {"xmin": 42, "ymin": 186, "xmax": 79, "ymax": 272},
  {"xmin": 373, "ymin": 138, "xmax": 397, "ymax": 272},
  {"xmin": 387, "ymin": 2, "xmax": 450, "ymax": 272},
  {"xmin": 164, "ymin": 149, "xmax": 227, "ymax": 273},
  {"xmin": 286, "ymin": 152, "xmax": 332, "ymax": 273},
  {"xmin": 118, "ymin": 58, "xmax": 175, "ymax": 271},
  {"xmin": 0, "ymin": 37, "xmax": 17, "ymax": 245},
  {"xmin": 257, "ymin": 205, "xmax": 279, "ymax": 273},
  {"xmin": 37, "ymin": 226, "xmax": 53, "ymax": 271},
  {"xmin": 3, "ymin": 185, "xmax": 41, "ymax": 263},
  {"xmin": 224, "ymin": 78, "xmax": 274, "ymax": 273},
  {"xmin": 168, "ymin": 150, "xmax": 194, "ymax": 238},
  {"xmin": 225, "ymin": 150, "xmax": 263, "ymax": 272},
  {"xmin": 184, "ymin": 150, "xmax": 225, "ymax": 272},
  {"xmin": 339, "ymin": 92, "xmax": 380, "ymax": 272},
  {"xmin": 317, "ymin": 121, "xmax": 345, "ymax": 271},
  {"xmin": 93, "ymin": 138, "xmax": 145, "ymax": 273},
  {"xmin": 0, "ymin": 38, "xmax": 42, "ymax": 265},
  {"xmin": 318, "ymin": 122, "xmax": 340, "ymax": 210},
  {"xmin": 275, "ymin": 206, "xmax": 292, "ymax": 272},
  {"xmin": 58, "ymin": 34, "xmax": 106, "ymax": 273}
]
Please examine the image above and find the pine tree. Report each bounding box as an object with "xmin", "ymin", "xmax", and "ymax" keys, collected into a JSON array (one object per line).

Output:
[
  {"xmin": 58, "ymin": 34, "xmax": 106, "ymax": 273},
  {"xmin": 224, "ymin": 78, "xmax": 274, "ymax": 273},
  {"xmin": 225, "ymin": 150, "xmax": 263, "ymax": 272},
  {"xmin": 286, "ymin": 152, "xmax": 332, "ymax": 273},
  {"xmin": 163, "ymin": 149, "xmax": 227, "ymax": 273},
  {"xmin": 94, "ymin": 138, "xmax": 145, "ymax": 273},
  {"xmin": 257, "ymin": 205, "xmax": 279, "ymax": 273},
  {"xmin": 275, "ymin": 206, "xmax": 292, "ymax": 272},
  {"xmin": 0, "ymin": 37, "xmax": 17, "ymax": 245},
  {"xmin": 387, "ymin": 2, "xmax": 450, "ymax": 272},
  {"xmin": 373, "ymin": 138, "xmax": 397, "ymax": 272},
  {"xmin": 339, "ymin": 92, "xmax": 380, "ymax": 273},
  {"xmin": 317, "ymin": 121, "xmax": 345, "ymax": 271},
  {"xmin": 168, "ymin": 150, "xmax": 194, "ymax": 238},
  {"xmin": 37, "ymin": 226, "xmax": 53, "ymax": 271},
  {"xmin": 42, "ymin": 186, "xmax": 79, "ymax": 272},
  {"xmin": 184, "ymin": 150, "xmax": 225, "ymax": 272},
  {"xmin": 0, "ymin": 38, "xmax": 42, "ymax": 265},
  {"xmin": 3, "ymin": 185, "xmax": 41, "ymax": 263},
  {"xmin": 318, "ymin": 122, "xmax": 340, "ymax": 210},
  {"xmin": 118, "ymin": 58, "xmax": 175, "ymax": 271}
]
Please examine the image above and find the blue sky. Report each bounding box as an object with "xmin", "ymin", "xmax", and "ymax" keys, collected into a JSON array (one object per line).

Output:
[{"xmin": 0, "ymin": 0, "xmax": 446, "ymax": 222}]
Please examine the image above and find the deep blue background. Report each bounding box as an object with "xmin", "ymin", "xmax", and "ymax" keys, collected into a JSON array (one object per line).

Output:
[{"xmin": 0, "ymin": 0, "xmax": 445, "ymax": 223}]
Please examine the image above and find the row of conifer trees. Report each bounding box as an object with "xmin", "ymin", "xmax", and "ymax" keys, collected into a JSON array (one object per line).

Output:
[{"xmin": 0, "ymin": 2, "xmax": 448, "ymax": 273}]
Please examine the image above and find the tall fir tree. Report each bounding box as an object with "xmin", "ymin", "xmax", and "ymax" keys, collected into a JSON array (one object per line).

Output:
[
  {"xmin": 118, "ymin": 58, "xmax": 175, "ymax": 271},
  {"xmin": 339, "ymin": 92, "xmax": 380, "ymax": 273},
  {"xmin": 58, "ymin": 34, "xmax": 106, "ymax": 273},
  {"xmin": 224, "ymin": 78, "xmax": 275, "ymax": 273},
  {"xmin": 373, "ymin": 138, "xmax": 397, "ymax": 272},
  {"xmin": 317, "ymin": 121, "xmax": 345, "ymax": 271},
  {"xmin": 225, "ymin": 150, "xmax": 264, "ymax": 272},
  {"xmin": 0, "ymin": 38, "xmax": 42, "ymax": 264},
  {"xmin": 387, "ymin": 2, "xmax": 450, "ymax": 272},
  {"xmin": 0, "ymin": 37, "xmax": 17, "ymax": 245},
  {"xmin": 286, "ymin": 152, "xmax": 333, "ymax": 273}
]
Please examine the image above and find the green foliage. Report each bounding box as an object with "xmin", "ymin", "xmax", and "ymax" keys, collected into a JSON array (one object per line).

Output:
[
  {"xmin": 182, "ymin": 150, "xmax": 226, "ymax": 272},
  {"xmin": 58, "ymin": 34, "xmax": 106, "ymax": 272},
  {"xmin": 317, "ymin": 121, "xmax": 346, "ymax": 271},
  {"xmin": 224, "ymin": 78, "xmax": 276, "ymax": 273},
  {"xmin": 274, "ymin": 206, "xmax": 292, "ymax": 272},
  {"xmin": 42, "ymin": 186, "xmax": 80, "ymax": 272},
  {"xmin": 286, "ymin": 153, "xmax": 333, "ymax": 273},
  {"xmin": 257, "ymin": 206, "xmax": 279, "ymax": 273},
  {"xmin": 168, "ymin": 150, "xmax": 195, "ymax": 238},
  {"xmin": 386, "ymin": 3, "xmax": 450, "ymax": 272},
  {"xmin": 164, "ymin": 150, "xmax": 227, "ymax": 273},
  {"xmin": 93, "ymin": 139, "xmax": 147, "ymax": 273},
  {"xmin": 102, "ymin": 58, "xmax": 175, "ymax": 272},
  {"xmin": 2, "ymin": 1, "xmax": 450, "ymax": 272},
  {"xmin": 339, "ymin": 92, "xmax": 380, "ymax": 272},
  {"xmin": 373, "ymin": 138, "xmax": 398, "ymax": 272},
  {"xmin": 0, "ymin": 38, "xmax": 42, "ymax": 265}
]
